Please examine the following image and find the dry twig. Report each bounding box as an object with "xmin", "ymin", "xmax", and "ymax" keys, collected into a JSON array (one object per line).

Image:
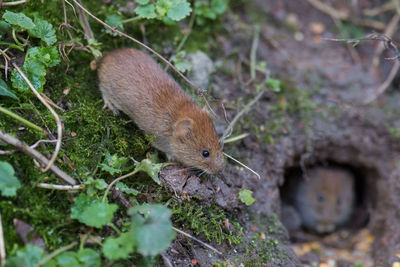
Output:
[
  {"xmin": 1, "ymin": 0, "xmax": 29, "ymax": 6},
  {"xmin": 36, "ymin": 183, "xmax": 85, "ymax": 190},
  {"xmin": 0, "ymin": 130, "xmax": 76, "ymax": 185}
]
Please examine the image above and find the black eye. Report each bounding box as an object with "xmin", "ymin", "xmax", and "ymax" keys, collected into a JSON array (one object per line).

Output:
[
  {"xmin": 317, "ymin": 195, "xmax": 324, "ymax": 202},
  {"xmin": 202, "ymin": 150, "xmax": 210, "ymax": 158}
]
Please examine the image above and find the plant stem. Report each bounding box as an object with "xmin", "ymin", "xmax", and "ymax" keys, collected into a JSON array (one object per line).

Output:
[
  {"xmin": 121, "ymin": 16, "xmax": 141, "ymax": 24},
  {"xmin": 0, "ymin": 42, "xmax": 24, "ymax": 51},
  {"xmin": 36, "ymin": 241, "xmax": 78, "ymax": 266},
  {"xmin": 0, "ymin": 106, "xmax": 47, "ymax": 135},
  {"xmin": 102, "ymin": 169, "xmax": 139, "ymax": 202}
]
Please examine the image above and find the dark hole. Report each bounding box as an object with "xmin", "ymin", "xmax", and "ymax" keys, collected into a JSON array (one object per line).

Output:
[{"xmin": 280, "ymin": 161, "xmax": 371, "ymax": 240}]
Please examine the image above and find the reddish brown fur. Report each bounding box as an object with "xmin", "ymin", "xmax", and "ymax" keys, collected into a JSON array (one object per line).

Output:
[{"xmin": 98, "ymin": 48, "xmax": 225, "ymax": 174}]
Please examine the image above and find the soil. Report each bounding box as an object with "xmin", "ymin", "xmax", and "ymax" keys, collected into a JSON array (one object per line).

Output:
[{"xmin": 161, "ymin": 0, "xmax": 400, "ymax": 266}]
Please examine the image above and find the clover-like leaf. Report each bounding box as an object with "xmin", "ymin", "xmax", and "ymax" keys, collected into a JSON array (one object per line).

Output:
[
  {"xmin": 167, "ymin": 0, "xmax": 191, "ymax": 21},
  {"xmin": 54, "ymin": 252, "xmax": 79, "ymax": 267},
  {"xmin": 238, "ymin": 189, "xmax": 255, "ymax": 206},
  {"xmin": 0, "ymin": 78, "xmax": 17, "ymax": 99},
  {"xmin": 11, "ymin": 60, "xmax": 46, "ymax": 92},
  {"xmin": 211, "ymin": 0, "xmax": 228, "ymax": 15},
  {"xmin": 135, "ymin": 4, "xmax": 157, "ymax": 19},
  {"xmin": 105, "ymin": 14, "xmax": 124, "ymax": 32},
  {"xmin": 102, "ymin": 232, "xmax": 135, "ymax": 260},
  {"xmin": 70, "ymin": 194, "xmax": 97, "ymax": 221},
  {"xmin": 128, "ymin": 204, "xmax": 175, "ymax": 256},
  {"xmin": 0, "ymin": 161, "xmax": 21, "ymax": 197},
  {"xmin": 28, "ymin": 17, "xmax": 57, "ymax": 46},
  {"xmin": 3, "ymin": 11, "xmax": 35, "ymax": 30}
]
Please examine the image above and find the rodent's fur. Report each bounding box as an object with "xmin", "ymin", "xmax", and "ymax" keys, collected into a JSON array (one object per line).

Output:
[
  {"xmin": 98, "ymin": 48, "xmax": 225, "ymax": 174},
  {"xmin": 294, "ymin": 167, "xmax": 355, "ymax": 233}
]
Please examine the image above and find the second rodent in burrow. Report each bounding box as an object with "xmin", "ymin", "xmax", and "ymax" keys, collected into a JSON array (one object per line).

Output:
[
  {"xmin": 293, "ymin": 166, "xmax": 355, "ymax": 234},
  {"xmin": 97, "ymin": 48, "xmax": 225, "ymax": 174}
]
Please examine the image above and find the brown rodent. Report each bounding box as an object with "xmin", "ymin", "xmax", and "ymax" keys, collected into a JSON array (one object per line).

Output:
[
  {"xmin": 294, "ymin": 167, "xmax": 355, "ymax": 234},
  {"xmin": 98, "ymin": 48, "xmax": 225, "ymax": 174}
]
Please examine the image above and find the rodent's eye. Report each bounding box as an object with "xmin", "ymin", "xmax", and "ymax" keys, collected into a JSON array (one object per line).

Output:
[
  {"xmin": 202, "ymin": 150, "xmax": 210, "ymax": 158},
  {"xmin": 317, "ymin": 194, "xmax": 325, "ymax": 202}
]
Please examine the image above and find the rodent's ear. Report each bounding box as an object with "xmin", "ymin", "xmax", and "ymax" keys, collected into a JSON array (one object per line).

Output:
[{"xmin": 174, "ymin": 118, "xmax": 194, "ymax": 139}]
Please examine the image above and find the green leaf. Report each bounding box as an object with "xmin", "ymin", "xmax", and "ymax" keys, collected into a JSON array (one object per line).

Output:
[
  {"xmin": 105, "ymin": 14, "xmax": 124, "ymax": 35},
  {"xmin": 54, "ymin": 252, "xmax": 79, "ymax": 267},
  {"xmin": 167, "ymin": 0, "xmax": 191, "ymax": 21},
  {"xmin": 171, "ymin": 51, "xmax": 191, "ymax": 72},
  {"xmin": 155, "ymin": 0, "xmax": 171, "ymax": 17},
  {"xmin": 0, "ymin": 78, "xmax": 18, "ymax": 99},
  {"xmin": 211, "ymin": 0, "xmax": 228, "ymax": 15},
  {"xmin": 266, "ymin": 78, "xmax": 281, "ymax": 92},
  {"xmin": 128, "ymin": 204, "xmax": 175, "ymax": 256},
  {"xmin": 0, "ymin": 20, "xmax": 11, "ymax": 33},
  {"xmin": 136, "ymin": 158, "xmax": 166, "ymax": 184},
  {"xmin": 11, "ymin": 62, "xmax": 46, "ymax": 92},
  {"xmin": 28, "ymin": 17, "xmax": 57, "ymax": 46},
  {"xmin": 71, "ymin": 194, "xmax": 97, "ymax": 221},
  {"xmin": 3, "ymin": 11, "xmax": 35, "ymax": 30},
  {"xmin": 26, "ymin": 46, "xmax": 61, "ymax": 67},
  {"xmin": 100, "ymin": 152, "xmax": 132, "ymax": 175},
  {"xmin": 6, "ymin": 245, "xmax": 45, "ymax": 267},
  {"xmin": 80, "ymin": 202, "xmax": 118, "ymax": 228},
  {"xmin": 135, "ymin": 4, "xmax": 157, "ymax": 19},
  {"xmin": 238, "ymin": 189, "xmax": 255, "ymax": 206},
  {"xmin": 0, "ymin": 161, "xmax": 21, "ymax": 197},
  {"xmin": 77, "ymin": 249, "xmax": 101, "ymax": 267},
  {"xmin": 136, "ymin": 0, "xmax": 150, "ymax": 4},
  {"xmin": 116, "ymin": 182, "xmax": 140, "ymax": 196},
  {"xmin": 102, "ymin": 232, "xmax": 135, "ymax": 260}
]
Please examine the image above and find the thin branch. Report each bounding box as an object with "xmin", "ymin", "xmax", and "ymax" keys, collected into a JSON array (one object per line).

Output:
[
  {"xmin": 364, "ymin": 60, "xmax": 400, "ymax": 104},
  {"xmin": 0, "ymin": 211, "xmax": 5, "ymax": 267},
  {"xmin": 36, "ymin": 241, "xmax": 78, "ymax": 267},
  {"xmin": 70, "ymin": 0, "xmax": 205, "ymax": 97},
  {"xmin": 250, "ymin": 25, "xmax": 260, "ymax": 80},
  {"xmin": 1, "ymin": 0, "xmax": 29, "ymax": 6},
  {"xmin": 222, "ymin": 87, "xmax": 266, "ymax": 141},
  {"xmin": 224, "ymin": 152, "xmax": 260, "ymax": 180},
  {"xmin": 36, "ymin": 183, "xmax": 84, "ymax": 190},
  {"xmin": 0, "ymin": 130, "xmax": 76, "ymax": 185},
  {"xmin": 102, "ymin": 169, "xmax": 138, "ymax": 202},
  {"xmin": 0, "ymin": 49, "xmax": 63, "ymax": 173},
  {"xmin": 172, "ymin": 226, "xmax": 223, "ymax": 255},
  {"xmin": 30, "ymin": 139, "xmax": 57, "ymax": 149}
]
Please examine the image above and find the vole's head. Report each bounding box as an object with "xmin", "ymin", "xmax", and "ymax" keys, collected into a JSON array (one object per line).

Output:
[
  {"xmin": 295, "ymin": 167, "xmax": 355, "ymax": 234},
  {"xmin": 171, "ymin": 110, "xmax": 225, "ymax": 174}
]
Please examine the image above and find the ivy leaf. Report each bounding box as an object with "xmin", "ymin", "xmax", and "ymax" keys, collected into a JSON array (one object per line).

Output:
[
  {"xmin": 136, "ymin": 158, "xmax": 166, "ymax": 185},
  {"xmin": 135, "ymin": 4, "xmax": 157, "ymax": 19},
  {"xmin": 116, "ymin": 182, "xmax": 140, "ymax": 196},
  {"xmin": 128, "ymin": 204, "xmax": 175, "ymax": 256},
  {"xmin": 6, "ymin": 245, "xmax": 44, "ymax": 267},
  {"xmin": 102, "ymin": 232, "xmax": 135, "ymax": 260},
  {"xmin": 80, "ymin": 202, "xmax": 118, "ymax": 228},
  {"xmin": 155, "ymin": 0, "xmax": 171, "ymax": 17},
  {"xmin": 0, "ymin": 161, "xmax": 21, "ymax": 197},
  {"xmin": 167, "ymin": 0, "xmax": 191, "ymax": 21},
  {"xmin": 28, "ymin": 17, "xmax": 57, "ymax": 46},
  {"xmin": 0, "ymin": 78, "xmax": 18, "ymax": 99},
  {"xmin": 2, "ymin": 11, "xmax": 35, "ymax": 30},
  {"xmin": 26, "ymin": 46, "xmax": 60, "ymax": 67},
  {"xmin": 238, "ymin": 189, "xmax": 255, "ymax": 206},
  {"xmin": 100, "ymin": 152, "xmax": 132, "ymax": 175}
]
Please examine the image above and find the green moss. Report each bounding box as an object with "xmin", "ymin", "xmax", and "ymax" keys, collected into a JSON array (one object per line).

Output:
[{"xmin": 171, "ymin": 199, "xmax": 243, "ymax": 246}]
